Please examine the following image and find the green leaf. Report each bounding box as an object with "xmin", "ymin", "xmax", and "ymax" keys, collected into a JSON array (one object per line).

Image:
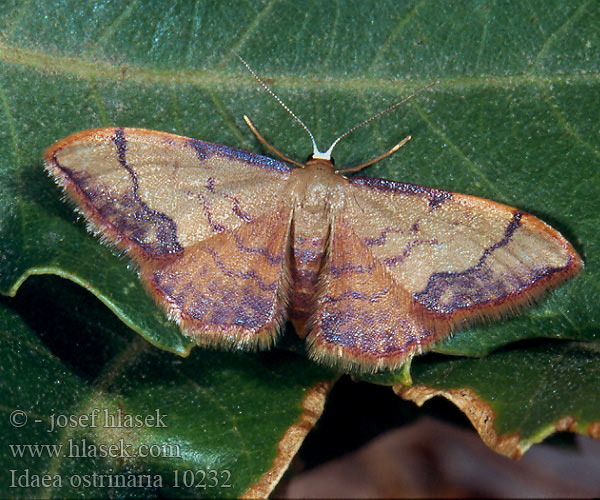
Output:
[
  {"xmin": 398, "ymin": 342, "xmax": 600, "ymax": 458},
  {"xmin": 0, "ymin": 276, "xmax": 333, "ymax": 498}
]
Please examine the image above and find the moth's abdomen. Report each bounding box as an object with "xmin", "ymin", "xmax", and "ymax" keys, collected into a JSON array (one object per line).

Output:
[{"xmin": 288, "ymin": 209, "xmax": 330, "ymax": 336}]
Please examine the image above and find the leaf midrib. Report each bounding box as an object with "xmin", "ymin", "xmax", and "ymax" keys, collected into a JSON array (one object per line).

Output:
[{"xmin": 1, "ymin": 41, "xmax": 599, "ymax": 93}]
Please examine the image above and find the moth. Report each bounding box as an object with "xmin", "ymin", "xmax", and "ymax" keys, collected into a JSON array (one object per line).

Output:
[{"xmin": 44, "ymin": 59, "xmax": 582, "ymax": 372}]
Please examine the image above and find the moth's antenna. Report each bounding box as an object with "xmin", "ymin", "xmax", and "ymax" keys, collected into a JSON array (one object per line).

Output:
[
  {"xmin": 320, "ymin": 80, "xmax": 439, "ymax": 160},
  {"xmin": 233, "ymin": 51, "xmax": 324, "ymax": 159}
]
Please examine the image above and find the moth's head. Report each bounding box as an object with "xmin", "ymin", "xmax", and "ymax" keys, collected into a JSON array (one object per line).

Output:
[{"xmin": 304, "ymin": 153, "xmax": 335, "ymax": 170}]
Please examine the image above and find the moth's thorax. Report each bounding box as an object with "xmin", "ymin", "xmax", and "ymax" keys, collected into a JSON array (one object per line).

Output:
[{"xmin": 290, "ymin": 159, "xmax": 345, "ymax": 213}]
